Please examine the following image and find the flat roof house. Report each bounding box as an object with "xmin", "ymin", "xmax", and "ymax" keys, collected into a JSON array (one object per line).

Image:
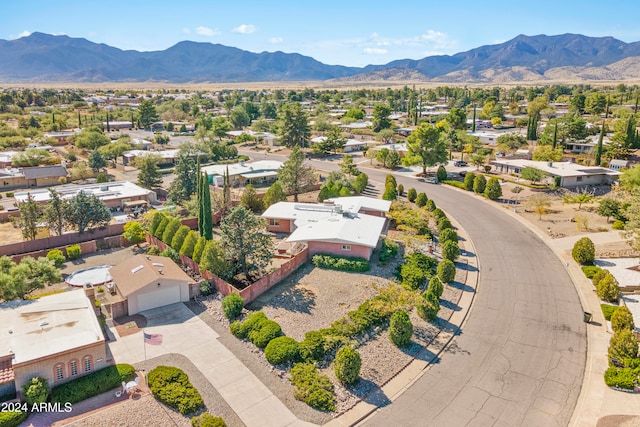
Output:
[
  {"xmin": 492, "ymin": 159, "xmax": 622, "ymax": 188},
  {"xmin": 0, "ymin": 290, "xmax": 108, "ymax": 398},
  {"xmin": 201, "ymin": 160, "xmax": 283, "ymax": 187},
  {"xmin": 262, "ymin": 196, "xmax": 391, "ymax": 260},
  {"xmin": 0, "ymin": 165, "xmax": 67, "ymax": 191}
]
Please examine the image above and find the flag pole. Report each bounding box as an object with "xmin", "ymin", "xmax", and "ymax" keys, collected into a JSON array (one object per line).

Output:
[{"xmin": 143, "ymin": 328, "xmax": 147, "ymax": 364}]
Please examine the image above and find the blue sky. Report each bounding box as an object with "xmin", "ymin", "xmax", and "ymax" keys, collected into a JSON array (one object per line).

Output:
[{"xmin": 2, "ymin": 0, "xmax": 640, "ymax": 67}]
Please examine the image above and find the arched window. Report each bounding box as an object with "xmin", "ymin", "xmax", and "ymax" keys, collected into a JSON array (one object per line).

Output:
[
  {"xmin": 83, "ymin": 355, "xmax": 93, "ymax": 373},
  {"xmin": 54, "ymin": 363, "xmax": 65, "ymax": 381},
  {"xmin": 69, "ymin": 359, "xmax": 79, "ymax": 377}
]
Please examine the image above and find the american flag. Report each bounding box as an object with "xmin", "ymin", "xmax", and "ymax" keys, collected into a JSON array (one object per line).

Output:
[{"xmin": 144, "ymin": 332, "xmax": 163, "ymax": 345}]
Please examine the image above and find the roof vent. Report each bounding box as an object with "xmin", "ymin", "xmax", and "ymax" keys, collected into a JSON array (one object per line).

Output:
[
  {"xmin": 158, "ymin": 269, "xmax": 163, "ymax": 275},
  {"xmin": 131, "ymin": 265, "xmax": 144, "ymax": 274},
  {"xmin": 39, "ymin": 321, "xmax": 49, "ymax": 327},
  {"xmin": 152, "ymin": 263, "xmax": 164, "ymax": 267}
]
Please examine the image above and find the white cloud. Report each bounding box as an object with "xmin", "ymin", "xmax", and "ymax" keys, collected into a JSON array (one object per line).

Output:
[
  {"xmin": 269, "ymin": 37, "xmax": 283, "ymax": 44},
  {"xmin": 233, "ymin": 24, "xmax": 257, "ymax": 34},
  {"xmin": 196, "ymin": 26, "xmax": 220, "ymax": 37},
  {"xmin": 9, "ymin": 30, "xmax": 31, "ymax": 39},
  {"xmin": 363, "ymin": 47, "xmax": 388, "ymax": 55}
]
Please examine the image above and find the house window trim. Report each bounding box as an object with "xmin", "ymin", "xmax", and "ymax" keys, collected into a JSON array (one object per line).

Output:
[
  {"xmin": 341, "ymin": 244, "xmax": 352, "ymax": 251},
  {"xmin": 69, "ymin": 359, "xmax": 79, "ymax": 377},
  {"xmin": 269, "ymin": 218, "xmax": 280, "ymax": 226},
  {"xmin": 83, "ymin": 355, "xmax": 93, "ymax": 373},
  {"xmin": 54, "ymin": 363, "xmax": 65, "ymax": 381}
]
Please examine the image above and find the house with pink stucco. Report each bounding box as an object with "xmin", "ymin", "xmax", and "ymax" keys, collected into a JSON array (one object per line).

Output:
[{"xmin": 262, "ymin": 196, "xmax": 390, "ymax": 260}]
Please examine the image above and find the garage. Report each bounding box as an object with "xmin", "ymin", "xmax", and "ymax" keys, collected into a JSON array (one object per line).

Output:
[{"xmin": 133, "ymin": 285, "xmax": 181, "ymax": 314}]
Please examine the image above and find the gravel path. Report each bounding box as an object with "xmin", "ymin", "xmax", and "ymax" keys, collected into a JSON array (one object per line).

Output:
[{"xmin": 66, "ymin": 354, "xmax": 245, "ymax": 427}]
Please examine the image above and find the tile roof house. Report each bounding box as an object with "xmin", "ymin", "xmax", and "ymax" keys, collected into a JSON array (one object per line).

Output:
[
  {"xmin": 262, "ymin": 196, "xmax": 390, "ymax": 260},
  {"xmin": 0, "ymin": 290, "xmax": 108, "ymax": 398}
]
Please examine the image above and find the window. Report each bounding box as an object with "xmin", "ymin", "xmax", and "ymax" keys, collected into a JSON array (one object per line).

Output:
[
  {"xmin": 269, "ymin": 218, "xmax": 280, "ymax": 226},
  {"xmin": 70, "ymin": 360, "xmax": 78, "ymax": 376},
  {"xmin": 576, "ymin": 176, "xmax": 583, "ymax": 182},
  {"xmin": 83, "ymin": 356, "xmax": 92, "ymax": 373},
  {"xmin": 341, "ymin": 245, "xmax": 351, "ymax": 251},
  {"xmin": 54, "ymin": 364, "xmax": 64, "ymax": 381}
]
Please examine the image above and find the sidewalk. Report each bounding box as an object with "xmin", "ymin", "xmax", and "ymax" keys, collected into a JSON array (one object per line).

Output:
[
  {"xmin": 107, "ymin": 303, "xmax": 316, "ymax": 427},
  {"xmin": 326, "ymin": 214, "xmax": 480, "ymax": 427}
]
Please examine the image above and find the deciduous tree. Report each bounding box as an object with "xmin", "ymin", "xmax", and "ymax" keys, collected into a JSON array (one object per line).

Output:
[{"xmin": 405, "ymin": 123, "xmax": 448, "ymax": 175}]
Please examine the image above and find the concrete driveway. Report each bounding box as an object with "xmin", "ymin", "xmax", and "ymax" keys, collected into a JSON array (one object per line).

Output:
[{"xmin": 108, "ymin": 303, "xmax": 315, "ymax": 427}]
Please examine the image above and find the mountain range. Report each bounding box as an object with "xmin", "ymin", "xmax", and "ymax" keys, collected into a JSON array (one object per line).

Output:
[{"xmin": 1, "ymin": 32, "xmax": 640, "ymax": 84}]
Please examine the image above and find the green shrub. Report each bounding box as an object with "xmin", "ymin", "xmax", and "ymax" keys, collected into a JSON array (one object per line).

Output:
[
  {"xmin": 265, "ymin": 336, "xmax": 300, "ymax": 365},
  {"xmin": 147, "ymin": 245, "xmax": 160, "ymax": 255},
  {"xmin": 0, "ymin": 411, "xmax": 28, "ymax": 427},
  {"xmin": 334, "ymin": 346, "xmax": 362, "ymax": 385},
  {"xmin": 346, "ymin": 299, "xmax": 386, "ymax": 333},
  {"xmin": 597, "ymin": 273, "xmax": 620, "ymax": 303},
  {"xmin": 604, "ymin": 366, "xmax": 640, "ymax": 390},
  {"xmin": 484, "ymin": 177, "xmax": 502, "ymax": 200},
  {"xmin": 199, "ymin": 281, "xmax": 213, "ymax": 296},
  {"xmin": 248, "ymin": 320, "xmax": 282, "ymax": 348},
  {"xmin": 290, "ymin": 363, "xmax": 335, "ymax": 411},
  {"xmin": 154, "ymin": 217, "xmax": 170, "ymax": 238},
  {"xmin": 396, "ymin": 184, "xmax": 404, "ymax": 196},
  {"xmin": 432, "ymin": 208, "xmax": 446, "ymax": 221},
  {"xmin": 463, "ymin": 172, "xmax": 475, "ymax": 191},
  {"xmin": 582, "ymin": 265, "xmax": 603, "ymax": 279},
  {"xmin": 428, "ymin": 276, "xmax": 445, "ymax": 299},
  {"xmin": 442, "ymin": 240, "xmax": 460, "ymax": 262},
  {"xmin": 399, "ymin": 262, "xmax": 426, "ymax": 290},
  {"xmin": 425, "ymin": 199, "xmax": 436, "ymax": 211},
  {"xmin": 592, "ymin": 269, "xmax": 609, "ymax": 288},
  {"xmin": 389, "ymin": 310, "xmax": 413, "ymax": 347},
  {"xmin": 312, "ymin": 254, "xmax": 370, "ymax": 272},
  {"xmin": 382, "ymin": 184, "xmax": 397, "ymax": 201},
  {"xmin": 52, "ymin": 364, "xmax": 135, "ymax": 404},
  {"xmin": 473, "ymin": 174, "xmax": 486, "ymax": 194},
  {"xmin": 221, "ymin": 294, "xmax": 244, "ymax": 320},
  {"xmin": 5, "ymin": 192, "xmax": 13, "ymax": 197},
  {"xmin": 230, "ymin": 311, "xmax": 267, "ymax": 339},
  {"xmin": 150, "ymin": 212, "xmax": 164, "ymax": 235},
  {"xmin": 46, "ymin": 249, "xmax": 66, "ymax": 268},
  {"xmin": 437, "ymin": 217, "xmax": 452, "ymax": 232},
  {"xmin": 65, "ymin": 244, "xmax": 82, "ymax": 260},
  {"xmin": 191, "ymin": 413, "xmax": 227, "ymax": 427},
  {"xmin": 415, "ymin": 193, "xmax": 428, "ymax": 207},
  {"xmin": 572, "ymin": 237, "xmax": 595, "ymax": 265},
  {"xmin": 407, "ymin": 188, "xmax": 417, "ymax": 203},
  {"xmin": 608, "ymin": 330, "xmax": 639, "ymax": 364},
  {"xmin": 159, "ymin": 247, "xmax": 180, "ymax": 264},
  {"xmin": 171, "ymin": 225, "xmax": 191, "ymax": 252},
  {"xmin": 439, "ymin": 228, "xmax": 458, "ymax": 245},
  {"xmin": 417, "ymin": 291, "xmax": 440, "ymax": 321},
  {"xmin": 443, "ymin": 180, "xmax": 466, "ymax": 190},
  {"xmin": 299, "ymin": 331, "xmax": 326, "ymax": 361},
  {"xmin": 612, "ymin": 220, "xmax": 625, "ymax": 230},
  {"xmin": 602, "ymin": 304, "xmax": 620, "ymax": 321},
  {"xmin": 437, "ymin": 260, "xmax": 455, "ymax": 284},
  {"xmin": 22, "ymin": 377, "xmax": 48, "ymax": 406},
  {"xmin": 379, "ymin": 238, "xmax": 399, "ymax": 265},
  {"xmin": 611, "ymin": 306, "xmax": 635, "ymax": 333},
  {"xmin": 437, "ymin": 165, "xmax": 447, "ymax": 182},
  {"xmin": 148, "ymin": 366, "xmax": 204, "ymax": 415}
]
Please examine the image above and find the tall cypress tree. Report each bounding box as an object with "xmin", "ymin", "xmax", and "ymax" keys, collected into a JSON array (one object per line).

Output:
[
  {"xmin": 595, "ymin": 120, "xmax": 605, "ymax": 166},
  {"xmin": 201, "ymin": 172, "xmax": 212, "ymax": 240},
  {"xmin": 605, "ymin": 96, "xmax": 610, "ymax": 119},
  {"xmin": 552, "ymin": 122, "xmax": 558, "ymax": 150},
  {"xmin": 472, "ymin": 105, "xmax": 477, "ymax": 132},
  {"xmin": 106, "ymin": 112, "xmax": 110, "ymax": 132},
  {"xmin": 196, "ymin": 160, "xmax": 203, "ymax": 236}
]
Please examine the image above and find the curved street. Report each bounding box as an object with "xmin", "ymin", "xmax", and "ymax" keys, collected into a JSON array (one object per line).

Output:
[{"xmin": 362, "ymin": 173, "xmax": 587, "ymax": 426}]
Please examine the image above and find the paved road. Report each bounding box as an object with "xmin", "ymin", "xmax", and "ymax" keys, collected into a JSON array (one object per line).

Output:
[{"xmin": 240, "ymin": 149, "xmax": 588, "ymax": 426}]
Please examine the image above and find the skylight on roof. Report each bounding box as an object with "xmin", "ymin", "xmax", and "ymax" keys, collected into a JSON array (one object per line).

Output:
[{"xmin": 131, "ymin": 265, "xmax": 144, "ymax": 273}]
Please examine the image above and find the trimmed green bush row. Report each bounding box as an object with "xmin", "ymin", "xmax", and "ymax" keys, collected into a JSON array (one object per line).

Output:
[
  {"xmin": 230, "ymin": 311, "xmax": 283, "ymax": 348},
  {"xmin": 191, "ymin": 413, "xmax": 227, "ymax": 427},
  {"xmin": 0, "ymin": 411, "xmax": 28, "ymax": 427},
  {"xmin": 52, "ymin": 364, "xmax": 134, "ymax": 404},
  {"xmin": 312, "ymin": 254, "xmax": 370, "ymax": 272},
  {"xmin": 604, "ymin": 366, "xmax": 640, "ymax": 390},
  {"xmin": 148, "ymin": 366, "xmax": 204, "ymax": 415}
]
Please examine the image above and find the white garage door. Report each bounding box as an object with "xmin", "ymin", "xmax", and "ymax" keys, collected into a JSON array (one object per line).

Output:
[{"xmin": 136, "ymin": 285, "xmax": 181, "ymax": 313}]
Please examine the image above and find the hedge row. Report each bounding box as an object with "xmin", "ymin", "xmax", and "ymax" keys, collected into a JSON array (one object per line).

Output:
[
  {"xmin": 0, "ymin": 411, "xmax": 28, "ymax": 427},
  {"xmin": 312, "ymin": 254, "xmax": 370, "ymax": 272},
  {"xmin": 148, "ymin": 366, "xmax": 204, "ymax": 415},
  {"xmin": 230, "ymin": 311, "xmax": 282, "ymax": 348},
  {"xmin": 51, "ymin": 364, "xmax": 135, "ymax": 404},
  {"xmin": 604, "ymin": 366, "xmax": 640, "ymax": 390}
]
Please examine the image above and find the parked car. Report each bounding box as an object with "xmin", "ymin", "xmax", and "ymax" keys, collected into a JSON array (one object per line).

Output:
[{"xmin": 453, "ymin": 160, "xmax": 468, "ymax": 167}]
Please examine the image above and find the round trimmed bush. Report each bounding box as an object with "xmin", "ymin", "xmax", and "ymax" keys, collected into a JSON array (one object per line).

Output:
[
  {"xmin": 265, "ymin": 336, "xmax": 300, "ymax": 365},
  {"xmin": 415, "ymin": 193, "xmax": 428, "ymax": 207},
  {"xmin": 417, "ymin": 291, "xmax": 440, "ymax": 321},
  {"xmin": 473, "ymin": 174, "xmax": 486, "ymax": 194},
  {"xmin": 611, "ymin": 306, "xmax": 635, "ymax": 333},
  {"xmin": 230, "ymin": 311, "xmax": 267, "ymax": 339},
  {"xmin": 608, "ymin": 330, "xmax": 639, "ymax": 363},
  {"xmin": 389, "ymin": 310, "xmax": 413, "ymax": 347},
  {"xmin": 428, "ymin": 276, "xmax": 444, "ymax": 299},
  {"xmin": 442, "ymin": 240, "xmax": 460, "ymax": 262},
  {"xmin": 463, "ymin": 172, "xmax": 475, "ymax": 191},
  {"xmin": 439, "ymin": 228, "xmax": 458, "ymax": 245},
  {"xmin": 425, "ymin": 199, "xmax": 436, "ymax": 211},
  {"xmin": 437, "ymin": 165, "xmax": 447, "ymax": 182},
  {"xmin": 437, "ymin": 259, "xmax": 456, "ymax": 284},
  {"xmin": 299, "ymin": 330, "xmax": 326, "ymax": 361},
  {"xmin": 249, "ymin": 320, "xmax": 282, "ymax": 348},
  {"xmin": 396, "ymin": 184, "xmax": 404, "ymax": 196},
  {"xmin": 334, "ymin": 346, "xmax": 361, "ymax": 385},
  {"xmin": 612, "ymin": 220, "xmax": 625, "ymax": 230},
  {"xmin": 191, "ymin": 413, "xmax": 226, "ymax": 427},
  {"xmin": 222, "ymin": 294, "xmax": 244, "ymax": 320},
  {"xmin": 407, "ymin": 188, "xmax": 417, "ymax": 203},
  {"xmin": 46, "ymin": 249, "xmax": 66, "ymax": 268},
  {"xmin": 438, "ymin": 217, "xmax": 452, "ymax": 232},
  {"xmin": 572, "ymin": 237, "xmax": 595, "ymax": 265},
  {"xmin": 592, "ymin": 269, "xmax": 608, "ymax": 288},
  {"xmin": 66, "ymin": 244, "xmax": 82, "ymax": 260},
  {"xmin": 597, "ymin": 273, "xmax": 620, "ymax": 303}
]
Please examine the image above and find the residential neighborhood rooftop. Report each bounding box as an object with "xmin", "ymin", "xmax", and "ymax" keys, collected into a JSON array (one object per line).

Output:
[
  {"xmin": 491, "ymin": 159, "xmax": 622, "ymax": 178},
  {"xmin": 0, "ymin": 290, "xmax": 104, "ymax": 365},
  {"xmin": 14, "ymin": 181, "xmax": 155, "ymax": 204},
  {"xmin": 109, "ymin": 254, "xmax": 194, "ymax": 298},
  {"xmin": 201, "ymin": 160, "xmax": 283, "ymax": 178}
]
